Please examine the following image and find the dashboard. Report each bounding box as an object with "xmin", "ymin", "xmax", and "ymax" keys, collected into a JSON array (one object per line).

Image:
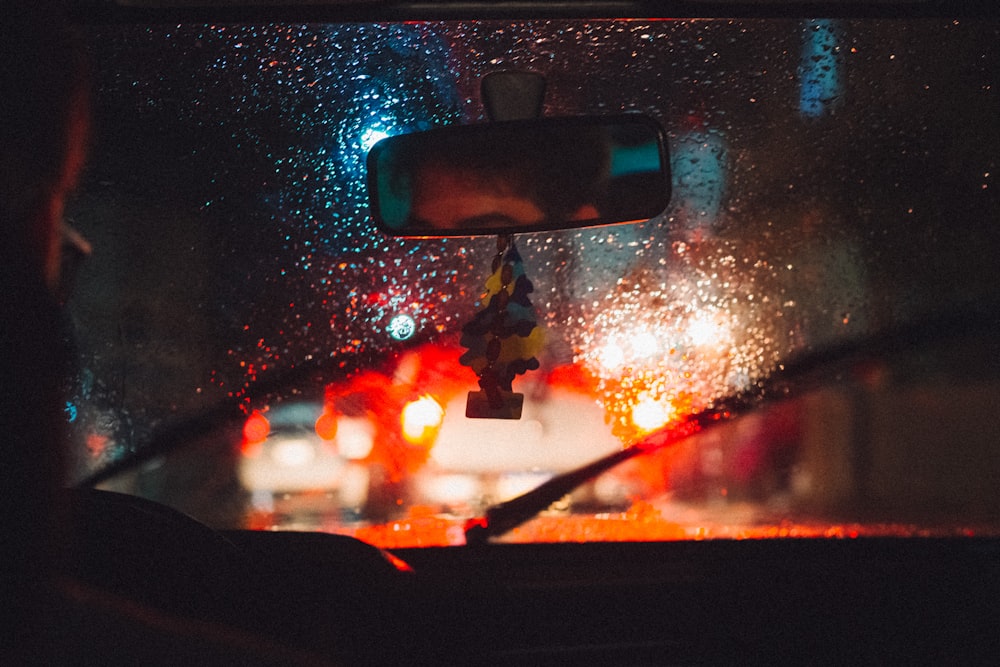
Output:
[{"xmin": 63, "ymin": 489, "xmax": 1000, "ymax": 665}]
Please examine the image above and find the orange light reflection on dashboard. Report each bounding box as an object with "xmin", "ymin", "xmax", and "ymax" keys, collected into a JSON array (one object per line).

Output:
[{"xmin": 345, "ymin": 498, "xmax": 951, "ymax": 549}]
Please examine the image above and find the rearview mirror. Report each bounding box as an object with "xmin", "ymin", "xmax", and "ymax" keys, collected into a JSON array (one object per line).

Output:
[{"xmin": 367, "ymin": 115, "xmax": 670, "ymax": 237}]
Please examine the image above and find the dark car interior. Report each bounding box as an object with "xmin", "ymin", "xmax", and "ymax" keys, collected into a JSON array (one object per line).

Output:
[
  {"xmin": 16, "ymin": 0, "xmax": 1000, "ymax": 663},
  {"xmin": 59, "ymin": 332, "xmax": 1000, "ymax": 664}
]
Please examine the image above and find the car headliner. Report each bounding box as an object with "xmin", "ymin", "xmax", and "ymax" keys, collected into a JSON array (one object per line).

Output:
[{"xmin": 68, "ymin": 0, "xmax": 1000, "ymax": 24}]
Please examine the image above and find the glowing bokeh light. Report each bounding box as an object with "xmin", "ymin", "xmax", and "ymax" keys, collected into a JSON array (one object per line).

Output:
[
  {"xmin": 631, "ymin": 392, "xmax": 676, "ymax": 432},
  {"xmin": 243, "ymin": 410, "xmax": 271, "ymax": 444},
  {"xmin": 598, "ymin": 341, "xmax": 626, "ymax": 371},
  {"xmin": 402, "ymin": 395, "xmax": 445, "ymax": 444},
  {"xmin": 359, "ymin": 127, "xmax": 390, "ymax": 153},
  {"xmin": 387, "ymin": 313, "xmax": 417, "ymax": 341},
  {"xmin": 630, "ymin": 330, "xmax": 660, "ymax": 359},
  {"xmin": 686, "ymin": 311, "xmax": 729, "ymax": 347},
  {"xmin": 314, "ymin": 409, "xmax": 338, "ymax": 441},
  {"xmin": 270, "ymin": 438, "xmax": 316, "ymax": 468},
  {"xmin": 337, "ymin": 416, "xmax": 376, "ymax": 460}
]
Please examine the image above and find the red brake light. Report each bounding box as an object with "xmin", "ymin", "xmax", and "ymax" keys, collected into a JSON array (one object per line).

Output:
[
  {"xmin": 242, "ymin": 410, "xmax": 270, "ymax": 445},
  {"xmin": 315, "ymin": 409, "xmax": 338, "ymax": 441}
]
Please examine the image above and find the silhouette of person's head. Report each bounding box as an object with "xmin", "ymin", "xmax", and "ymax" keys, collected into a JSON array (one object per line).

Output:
[
  {"xmin": 2, "ymin": 5, "xmax": 90, "ymax": 290},
  {"xmin": 2, "ymin": 7, "xmax": 91, "ymax": 641}
]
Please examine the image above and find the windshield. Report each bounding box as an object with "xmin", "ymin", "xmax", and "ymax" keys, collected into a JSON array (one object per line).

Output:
[{"xmin": 67, "ymin": 18, "xmax": 1000, "ymax": 546}]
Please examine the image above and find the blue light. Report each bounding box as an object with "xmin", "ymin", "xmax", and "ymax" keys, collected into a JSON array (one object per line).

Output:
[
  {"xmin": 387, "ymin": 313, "xmax": 417, "ymax": 341},
  {"xmin": 670, "ymin": 126, "xmax": 727, "ymax": 234},
  {"xmin": 800, "ymin": 20, "xmax": 842, "ymax": 118},
  {"xmin": 610, "ymin": 141, "xmax": 661, "ymax": 178},
  {"xmin": 65, "ymin": 401, "xmax": 78, "ymax": 423},
  {"xmin": 360, "ymin": 127, "xmax": 390, "ymax": 153}
]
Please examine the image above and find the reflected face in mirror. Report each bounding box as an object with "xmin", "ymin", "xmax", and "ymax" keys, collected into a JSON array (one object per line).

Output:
[
  {"xmin": 368, "ymin": 115, "xmax": 669, "ymax": 237},
  {"xmin": 411, "ymin": 164, "xmax": 545, "ymax": 229},
  {"xmin": 409, "ymin": 161, "xmax": 601, "ymax": 231}
]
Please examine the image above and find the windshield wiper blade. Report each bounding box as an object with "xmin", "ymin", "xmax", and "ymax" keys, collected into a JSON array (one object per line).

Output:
[
  {"xmin": 464, "ymin": 309, "xmax": 1000, "ymax": 544},
  {"xmin": 74, "ymin": 350, "xmax": 381, "ymax": 489},
  {"xmin": 463, "ymin": 403, "xmax": 740, "ymax": 545}
]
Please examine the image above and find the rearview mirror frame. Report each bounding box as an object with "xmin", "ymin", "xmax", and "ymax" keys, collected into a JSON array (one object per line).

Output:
[{"xmin": 366, "ymin": 114, "xmax": 670, "ymax": 238}]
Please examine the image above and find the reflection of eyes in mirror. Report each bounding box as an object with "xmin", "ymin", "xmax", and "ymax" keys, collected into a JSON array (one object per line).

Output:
[
  {"xmin": 411, "ymin": 166, "xmax": 548, "ymax": 230},
  {"xmin": 409, "ymin": 164, "xmax": 602, "ymax": 231},
  {"xmin": 367, "ymin": 115, "xmax": 669, "ymax": 237}
]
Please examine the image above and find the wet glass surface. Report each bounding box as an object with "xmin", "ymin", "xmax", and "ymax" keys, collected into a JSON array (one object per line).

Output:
[{"xmin": 66, "ymin": 19, "xmax": 1000, "ymax": 544}]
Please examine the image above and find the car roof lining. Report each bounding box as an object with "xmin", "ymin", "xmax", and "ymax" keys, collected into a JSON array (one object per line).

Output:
[{"xmin": 70, "ymin": 0, "xmax": 1000, "ymax": 23}]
